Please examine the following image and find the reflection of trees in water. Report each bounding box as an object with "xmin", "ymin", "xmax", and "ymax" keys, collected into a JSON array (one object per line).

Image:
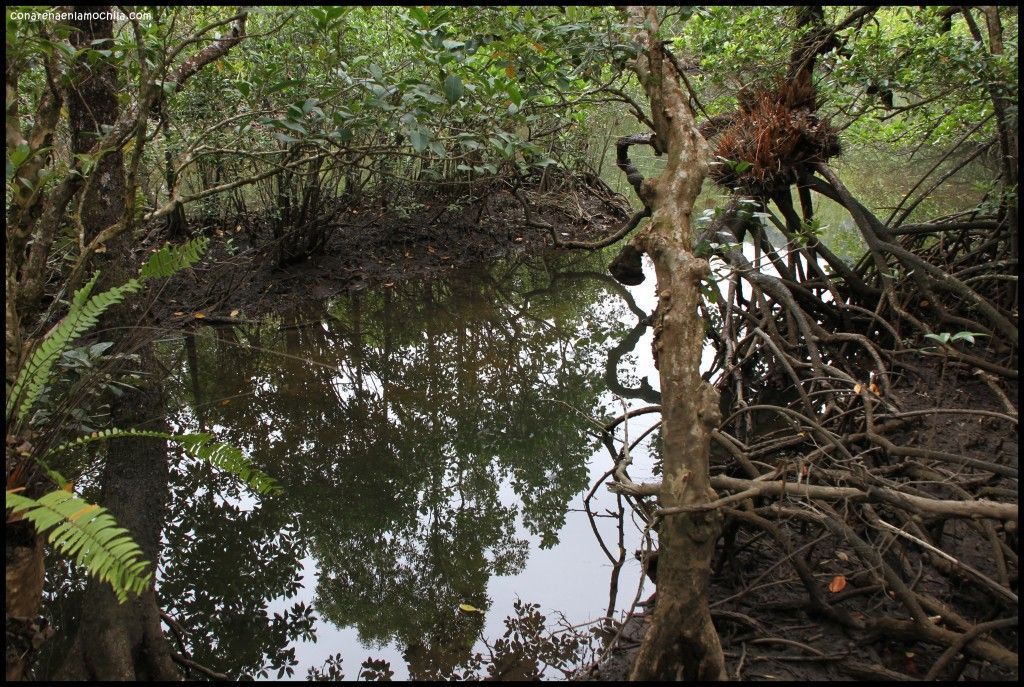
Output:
[{"xmin": 154, "ymin": 255, "xmax": 638, "ymax": 678}]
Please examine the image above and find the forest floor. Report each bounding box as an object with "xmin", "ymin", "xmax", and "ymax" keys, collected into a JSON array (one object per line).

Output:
[
  {"xmin": 584, "ymin": 359, "xmax": 1017, "ymax": 682},
  {"xmin": 146, "ymin": 178, "xmax": 630, "ymax": 326}
]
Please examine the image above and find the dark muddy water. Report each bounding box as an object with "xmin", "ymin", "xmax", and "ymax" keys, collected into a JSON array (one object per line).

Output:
[{"xmin": 154, "ymin": 252, "xmax": 662, "ymax": 679}]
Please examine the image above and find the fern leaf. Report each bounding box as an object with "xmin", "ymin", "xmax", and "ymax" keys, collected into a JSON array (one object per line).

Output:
[
  {"xmin": 139, "ymin": 237, "xmax": 209, "ymax": 280},
  {"xmin": 6, "ymin": 490, "xmax": 152, "ymax": 602},
  {"xmin": 7, "ymin": 275, "xmax": 142, "ymax": 424},
  {"xmin": 44, "ymin": 428, "xmax": 279, "ymax": 495},
  {"xmin": 70, "ymin": 271, "xmax": 102, "ymax": 313},
  {"xmin": 177, "ymin": 433, "xmax": 280, "ymax": 495}
]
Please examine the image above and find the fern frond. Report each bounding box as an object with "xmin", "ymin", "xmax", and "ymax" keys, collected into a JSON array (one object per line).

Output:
[
  {"xmin": 139, "ymin": 237, "xmax": 209, "ymax": 280},
  {"xmin": 177, "ymin": 433, "xmax": 280, "ymax": 495},
  {"xmin": 44, "ymin": 428, "xmax": 279, "ymax": 495},
  {"xmin": 8, "ymin": 238, "xmax": 209, "ymax": 425},
  {"xmin": 6, "ymin": 490, "xmax": 151, "ymax": 603},
  {"xmin": 44, "ymin": 427, "xmax": 171, "ymax": 457},
  {"xmin": 6, "ymin": 274, "xmax": 143, "ymax": 424},
  {"xmin": 71, "ymin": 271, "xmax": 102, "ymax": 311}
]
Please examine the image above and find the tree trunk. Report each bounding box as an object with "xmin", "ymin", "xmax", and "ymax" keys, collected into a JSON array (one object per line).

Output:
[
  {"xmin": 54, "ymin": 356, "xmax": 181, "ymax": 681},
  {"xmin": 623, "ymin": 6, "xmax": 727, "ymax": 681},
  {"xmin": 50, "ymin": 10, "xmax": 180, "ymax": 680},
  {"xmin": 66, "ymin": 11, "xmax": 126, "ymax": 242}
]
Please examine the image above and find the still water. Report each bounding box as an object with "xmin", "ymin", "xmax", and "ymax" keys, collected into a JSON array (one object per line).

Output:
[{"xmin": 153, "ymin": 250, "xmax": 662, "ymax": 680}]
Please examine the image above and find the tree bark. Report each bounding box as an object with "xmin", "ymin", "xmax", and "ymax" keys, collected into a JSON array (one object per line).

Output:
[
  {"xmin": 50, "ymin": 10, "xmax": 180, "ymax": 680},
  {"xmin": 66, "ymin": 12, "xmax": 126, "ymax": 241},
  {"xmin": 623, "ymin": 6, "xmax": 726, "ymax": 681},
  {"xmin": 54, "ymin": 358, "xmax": 181, "ymax": 681}
]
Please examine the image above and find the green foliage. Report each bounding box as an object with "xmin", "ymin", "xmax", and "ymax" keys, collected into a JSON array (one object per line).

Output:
[
  {"xmin": 45, "ymin": 428, "xmax": 279, "ymax": 496},
  {"xmin": 924, "ymin": 330, "xmax": 988, "ymax": 346},
  {"xmin": 8, "ymin": 240, "xmax": 212, "ymax": 427},
  {"xmin": 176, "ymin": 433, "xmax": 279, "ymax": 495},
  {"xmin": 5, "ymin": 489, "xmax": 151, "ymax": 603},
  {"xmin": 5, "ymin": 236, "xmax": 278, "ymax": 608},
  {"xmin": 139, "ymin": 236, "xmax": 209, "ymax": 280},
  {"xmin": 673, "ymin": 6, "xmax": 1016, "ymax": 155},
  {"xmin": 6, "ymin": 273, "xmax": 142, "ymax": 426},
  {"xmin": 167, "ymin": 4, "xmax": 628, "ymax": 220},
  {"xmin": 442, "ymin": 73, "xmax": 465, "ymax": 105}
]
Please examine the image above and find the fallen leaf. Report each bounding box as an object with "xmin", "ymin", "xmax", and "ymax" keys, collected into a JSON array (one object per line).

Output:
[
  {"xmin": 221, "ymin": 399, "xmax": 231, "ymax": 406},
  {"xmin": 836, "ymin": 551, "xmax": 850, "ymax": 562},
  {"xmin": 853, "ymin": 383, "xmax": 862, "ymax": 394},
  {"xmin": 828, "ymin": 575, "xmax": 847, "ymax": 593},
  {"xmin": 173, "ymin": 311, "xmax": 185, "ymax": 316},
  {"xmin": 383, "ymin": 282, "xmax": 395, "ymax": 288},
  {"xmin": 229, "ymin": 309, "xmax": 240, "ymax": 318},
  {"xmin": 194, "ymin": 313, "xmax": 206, "ymax": 319},
  {"xmin": 869, "ymin": 382, "xmax": 881, "ymax": 395}
]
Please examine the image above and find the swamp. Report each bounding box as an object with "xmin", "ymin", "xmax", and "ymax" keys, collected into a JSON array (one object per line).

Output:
[{"xmin": 4, "ymin": 5, "xmax": 1019, "ymax": 682}]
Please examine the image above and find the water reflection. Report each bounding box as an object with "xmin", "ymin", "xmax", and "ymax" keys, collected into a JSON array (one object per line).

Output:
[{"xmin": 155, "ymin": 253, "xmax": 647, "ymax": 679}]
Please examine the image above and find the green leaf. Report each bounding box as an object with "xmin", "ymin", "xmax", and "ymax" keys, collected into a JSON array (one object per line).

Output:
[
  {"xmin": 408, "ymin": 6, "xmax": 429, "ymax": 26},
  {"xmin": 428, "ymin": 141, "xmax": 446, "ymax": 157},
  {"xmin": 175, "ymin": 433, "xmax": 279, "ymax": 495},
  {"xmin": 7, "ymin": 274, "xmax": 143, "ymax": 424},
  {"xmin": 280, "ymin": 118, "xmax": 307, "ymax": 134},
  {"xmin": 139, "ymin": 237, "xmax": 208, "ymax": 280},
  {"xmin": 44, "ymin": 428, "xmax": 279, "ymax": 495},
  {"xmin": 6, "ymin": 490, "xmax": 152, "ymax": 603},
  {"xmin": 409, "ymin": 128, "xmax": 430, "ymax": 153},
  {"xmin": 442, "ymin": 73, "xmax": 464, "ymax": 105},
  {"xmin": 950, "ymin": 331, "xmax": 987, "ymax": 344}
]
